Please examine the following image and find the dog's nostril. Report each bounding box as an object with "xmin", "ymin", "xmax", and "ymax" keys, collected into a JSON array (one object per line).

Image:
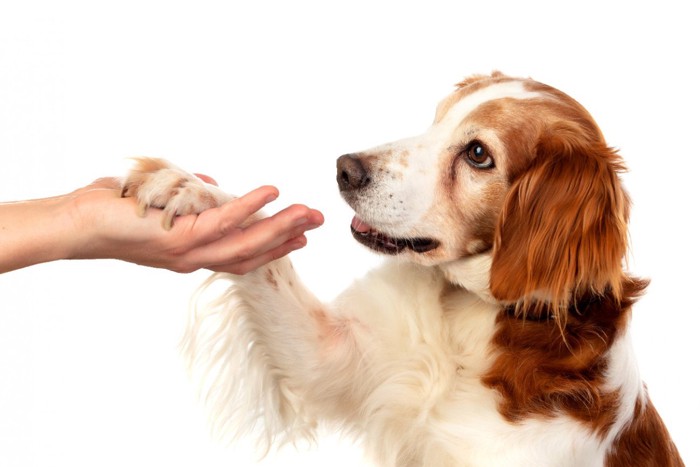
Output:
[{"xmin": 337, "ymin": 154, "xmax": 370, "ymax": 191}]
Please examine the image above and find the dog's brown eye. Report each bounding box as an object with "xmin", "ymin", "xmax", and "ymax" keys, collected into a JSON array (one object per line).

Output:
[{"xmin": 464, "ymin": 142, "xmax": 494, "ymax": 169}]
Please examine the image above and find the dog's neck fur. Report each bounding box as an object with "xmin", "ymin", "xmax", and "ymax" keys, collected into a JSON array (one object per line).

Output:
[{"xmin": 439, "ymin": 253, "xmax": 498, "ymax": 304}]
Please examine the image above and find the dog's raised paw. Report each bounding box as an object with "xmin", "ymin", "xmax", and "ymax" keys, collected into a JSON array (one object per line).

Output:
[{"xmin": 121, "ymin": 157, "xmax": 230, "ymax": 230}]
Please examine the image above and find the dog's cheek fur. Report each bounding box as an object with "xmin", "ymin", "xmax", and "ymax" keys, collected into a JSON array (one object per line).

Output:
[
  {"xmin": 453, "ymin": 182, "xmax": 507, "ymax": 257},
  {"xmin": 436, "ymin": 153, "xmax": 509, "ymax": 259}
]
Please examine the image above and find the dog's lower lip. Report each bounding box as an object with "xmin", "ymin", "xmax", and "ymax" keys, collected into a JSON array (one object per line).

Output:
[{"xmin": 349, "ymin": 220, "xmax": 439, "ymax": 254}]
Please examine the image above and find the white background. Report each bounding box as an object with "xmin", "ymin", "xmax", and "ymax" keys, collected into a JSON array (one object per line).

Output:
[{"xmin": 1, "ymin": 1, "xmax": 698, "ymax": 465}]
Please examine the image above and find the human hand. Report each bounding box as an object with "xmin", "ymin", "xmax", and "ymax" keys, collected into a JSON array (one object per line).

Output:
[{"xmin": 66, "ymin": 177, "xmax": 324, "ymax": 274}]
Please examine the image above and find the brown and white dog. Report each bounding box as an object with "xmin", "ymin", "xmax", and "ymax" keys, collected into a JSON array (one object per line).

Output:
[{"xmin": 123, "ymin": 72, "xmax": 683, "ymax": 466}]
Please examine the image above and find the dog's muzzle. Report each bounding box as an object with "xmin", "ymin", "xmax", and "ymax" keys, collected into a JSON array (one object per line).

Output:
[{"xmin": 336, "ymin": 153, "xmax": 440, "ymax": 255}]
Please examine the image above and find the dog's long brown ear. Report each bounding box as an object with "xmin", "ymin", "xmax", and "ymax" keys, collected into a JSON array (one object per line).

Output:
[{"xmin": 490, "ymin": 125, "xmax": 630, "ymax": 316}]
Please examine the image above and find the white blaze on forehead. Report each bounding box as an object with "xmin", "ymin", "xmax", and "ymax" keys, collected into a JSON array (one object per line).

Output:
[{"xmin": 435, "ymin": 80, "xmax": 543, "ymax": 136}]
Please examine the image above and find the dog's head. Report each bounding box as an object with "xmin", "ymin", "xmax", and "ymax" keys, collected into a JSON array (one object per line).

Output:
[{"xmin": 337, "ymin": 72, "xmax": 629, "ymax": 312}]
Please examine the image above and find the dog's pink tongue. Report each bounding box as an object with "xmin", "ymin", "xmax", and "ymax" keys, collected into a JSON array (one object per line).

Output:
[{"xmin": 351, "ymin": 216, "xmax": 372, "ymax": 233}]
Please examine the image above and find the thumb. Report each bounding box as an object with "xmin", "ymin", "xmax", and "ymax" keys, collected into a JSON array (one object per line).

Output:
[{"xmin": 194, "ymin": 173, "xmax": 218, "ymax": 186}]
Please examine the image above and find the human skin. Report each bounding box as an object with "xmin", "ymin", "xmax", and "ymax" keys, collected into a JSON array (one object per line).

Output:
[{"xmin": 0, "ymin": 177, "xmax": 324, "ymax": 274}]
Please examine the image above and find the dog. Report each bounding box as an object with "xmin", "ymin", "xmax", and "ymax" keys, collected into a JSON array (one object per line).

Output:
[{"xmin": 122, "ymin": 72, "xmax": 683, "ymax": 466}]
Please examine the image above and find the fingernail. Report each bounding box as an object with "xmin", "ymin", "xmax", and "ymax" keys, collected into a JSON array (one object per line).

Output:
[
  {"xmin": 293, "ymin": 217, "xmax": 309, "ymax": 227},
  {"xmin": 265, "ymin": 194, "xmax": 278, "ymax": 204}
]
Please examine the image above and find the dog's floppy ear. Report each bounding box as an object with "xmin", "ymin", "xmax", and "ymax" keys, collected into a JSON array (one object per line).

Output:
[{"xmin": 490, "ymin": 125, "xmax": 630, "ymax": 315}]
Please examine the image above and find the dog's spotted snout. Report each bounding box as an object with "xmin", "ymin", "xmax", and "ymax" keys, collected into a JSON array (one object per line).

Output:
[{"xmin": 337, "ymin": 154, "xmax": 371, "ymax": 192}]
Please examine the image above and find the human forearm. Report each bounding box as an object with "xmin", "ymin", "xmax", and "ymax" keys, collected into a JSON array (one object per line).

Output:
[{"xmin": 0, "ymin": 196, "xmax": 77, "ymax": 273}]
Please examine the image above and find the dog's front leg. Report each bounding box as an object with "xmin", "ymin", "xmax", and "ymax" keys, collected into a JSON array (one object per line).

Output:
[{"xmin": 185, "ymin": 256, "xmax": 366, "ymax": 447}]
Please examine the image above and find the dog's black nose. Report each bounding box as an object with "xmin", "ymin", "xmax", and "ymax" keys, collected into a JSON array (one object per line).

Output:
[{"xmin": 337, "ymin": 154, "xmax": 370, "ymax": 191}]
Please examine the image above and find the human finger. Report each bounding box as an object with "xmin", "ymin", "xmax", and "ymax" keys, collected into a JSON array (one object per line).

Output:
[
  {"xmin": 194, "ymin": 173, "xmax": 218, "ymax": 186},
  {"xmin": 213, "ymin": 204, "xmax": 322, "ymax": 260},
  {"xmin": 204, "ymin": 185, "xmax": 280, "ymax": 236},
  {"xmin": 209, "ymin": 235, "xmax": 309, "ymax": 274},
  {"xmin": 169, "ymin": 185, "xmax": 280, "ymax": 246},
  {"xmin": 183, "ymin": 206, "xmax": 322, "ymax": 270}
]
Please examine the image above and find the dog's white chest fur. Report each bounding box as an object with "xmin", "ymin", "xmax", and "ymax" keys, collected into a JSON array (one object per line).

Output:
[{"xmin": 331, "ymin": 261, "xmax": 607, "ymax": 466}]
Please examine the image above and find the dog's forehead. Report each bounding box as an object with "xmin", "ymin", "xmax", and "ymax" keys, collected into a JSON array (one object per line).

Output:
[{"xmin": 434, "ymin": 79, "xmax": 543, "ymax": 132}]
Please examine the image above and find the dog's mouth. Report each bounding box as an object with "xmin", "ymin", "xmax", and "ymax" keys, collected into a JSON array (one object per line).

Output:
[{"xmin": 350, "ymin": 216, "xmax": 439, "ymax": 254}]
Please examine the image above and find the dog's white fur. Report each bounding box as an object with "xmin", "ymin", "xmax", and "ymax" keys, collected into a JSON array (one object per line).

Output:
[
  {"xmin": 185, "ymin": 255, "xmax": 612, "ymax": 466},
  {"xmin": 123, "ymin": 73, "xmax": 681, "ymax": 466}
]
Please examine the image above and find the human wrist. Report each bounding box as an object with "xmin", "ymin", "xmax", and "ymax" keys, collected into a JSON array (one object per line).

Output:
[
  {"xmin": 58, "ymin": 191, "xmax": 105, "ymax": 261},
  {"xmin": 37, "ymin": 195, "xmax": 84, "ymax": 263}
]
